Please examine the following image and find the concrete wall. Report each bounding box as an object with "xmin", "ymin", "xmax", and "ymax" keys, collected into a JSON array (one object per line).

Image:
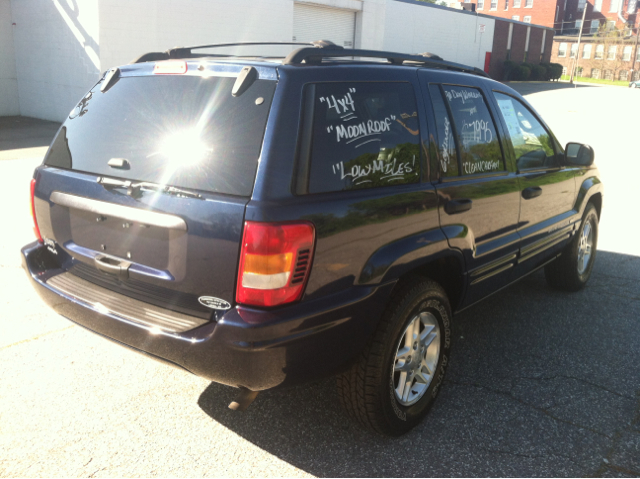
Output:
[
  {"xmin": 11, "ymin": 0, "xmax": 100, "ymax": 122},
  {"xmin": 383, "ymin": 0, "xmax": 495, "ymax": 70},
  {"xmin": 98, "ymin": 0, "xmax": 295, "ymax": 71},
  {"xmin": 0, "ymin": 0, "xmax": 19, "ymax": 115}
]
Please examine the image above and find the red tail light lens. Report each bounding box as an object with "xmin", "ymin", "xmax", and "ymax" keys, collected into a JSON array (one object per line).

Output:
[
  {"xmin": 30, "ymin": 179, "xmax": 43, "ymax": 243},
  {"xmin": 236, "ymin": 221, "xmax": 315, "ymax": 307}
]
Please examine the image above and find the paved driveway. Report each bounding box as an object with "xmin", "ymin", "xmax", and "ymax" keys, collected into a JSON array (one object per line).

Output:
[{"xmin": 1, "ymin": 83, "xmax": 639, "ymax": 477}]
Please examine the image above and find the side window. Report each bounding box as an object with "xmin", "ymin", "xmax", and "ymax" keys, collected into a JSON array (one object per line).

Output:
[
  {"xmin": 305, "ymin": 82, "xmax": 420, "ymax": 194},
  {"xmin": 442, "ymin": 85, "xmax": 504, "ymax": 175},
  {"xmin": 493, "ymin": 92, "xmax": 556, "ymax": 170},
  {"xmin": 428, "ymin": 84, "xmax": 458, "ymax": 177}
]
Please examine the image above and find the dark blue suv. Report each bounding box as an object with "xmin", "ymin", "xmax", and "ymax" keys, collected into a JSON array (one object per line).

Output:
[{"xmin": 23, "ymin": 42, "xmax": 603, "ymax": 435}]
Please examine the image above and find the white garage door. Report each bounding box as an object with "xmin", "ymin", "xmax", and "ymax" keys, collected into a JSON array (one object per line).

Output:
[{"xmin": 293, "ymin": 3, "xmax": 356, "ymax": 48}]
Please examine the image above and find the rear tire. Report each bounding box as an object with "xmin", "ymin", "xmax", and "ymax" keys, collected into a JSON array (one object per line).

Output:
[
  {"xmin": 545, "ymin": 203, "xmax": 598, "ymax": 291},
  {"xmin": 336, "ymin": 278, "xmax": 451, "ymax": 436}
]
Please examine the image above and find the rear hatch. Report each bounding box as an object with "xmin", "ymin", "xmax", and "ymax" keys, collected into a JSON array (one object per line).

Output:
[{"xmin": 34, "ymin": 61, "xmax": 277, "ymax": 322}]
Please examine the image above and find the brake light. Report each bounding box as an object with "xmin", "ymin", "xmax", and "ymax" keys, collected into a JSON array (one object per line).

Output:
[
  {"xmin": 153, "ymin": 61, "xmax": 188, "ymax": 75},
  {"xmin": 236, "ymin": 221, "xmax": 315, "ymax": 307},
  {"xmin": 30, "ymin": 179, "xmax": 43, "ymax": 243}
]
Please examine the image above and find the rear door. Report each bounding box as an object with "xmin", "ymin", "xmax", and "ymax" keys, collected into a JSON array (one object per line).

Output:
[
  {"xmin": 33, "ymin": 62, "xmax": 277, "ymax": 319},
  {"xmin": 419, "ymin": 71, "xmax": 521, "ymax": 307},
  {"xmin": 489, "ymin": 90, "xmax": 577, "ymax": 275}
]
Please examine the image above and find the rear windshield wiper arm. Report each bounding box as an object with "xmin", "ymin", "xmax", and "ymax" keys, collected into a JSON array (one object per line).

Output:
[{"xmin": 98, "ymin": 177, "xmax": 203, "ymax": 200}]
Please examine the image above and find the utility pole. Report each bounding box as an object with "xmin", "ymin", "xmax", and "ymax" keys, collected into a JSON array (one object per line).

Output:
[
  {"xmin": 570, "ymin": 1, "xmax": 589, "ymax": 83},
  {"xmin": 632, "ymin": 23, "xmax": 640, "ymax": 79}
]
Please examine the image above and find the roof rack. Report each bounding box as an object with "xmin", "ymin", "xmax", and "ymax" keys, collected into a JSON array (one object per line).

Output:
[
  {"xmin": 130, "ymin": 40, "xmax": 489, "ymax": 78},
  {"xmin": 130, "ymin": 41, "xmax": 335, "ymax": 64},
  {"xmin": 283, "ymin": 46, "xmax": 489, "ymax": 77}
]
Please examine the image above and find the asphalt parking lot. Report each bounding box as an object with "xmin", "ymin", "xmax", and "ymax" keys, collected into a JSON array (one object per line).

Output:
[{"xmin": 1, "ymin": 83, "xmax": 639, "ymax": 477}]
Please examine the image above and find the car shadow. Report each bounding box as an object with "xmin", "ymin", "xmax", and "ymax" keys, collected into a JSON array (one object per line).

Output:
[
  {"xmin": 505, "ymin": 81, "xmax": 598, "ymax": 96},
  {"xmin": 198, "ymin": 250, "xmax": 640, "ymax": 476}
]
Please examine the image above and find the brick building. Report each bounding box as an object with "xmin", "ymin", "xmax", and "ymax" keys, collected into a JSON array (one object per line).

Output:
[
  {"xmin": 551, "ymin": 35, "xmax": 640, "ymax": 80},
  {"xmin": 459, "ymin": 0, "xmax": 639, "ymax": 34}
]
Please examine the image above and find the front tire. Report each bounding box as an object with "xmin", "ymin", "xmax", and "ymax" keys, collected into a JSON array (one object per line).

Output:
[
  {"xmin": 545, "ymin": 203, "xmax": 598, "ymax": 291},
  {"xmin": 336, "ymin": 279, "xmax": 451, "ymax": 436}
]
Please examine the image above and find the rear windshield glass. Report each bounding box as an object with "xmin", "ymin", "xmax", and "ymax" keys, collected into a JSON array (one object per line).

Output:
[
  {"xmin": 304, "ymin": 82, "xmax": 420, "ymax": 194},
  {"xmin": 45, "ymin": 74, "xmax": 276, "ymax": 196}
]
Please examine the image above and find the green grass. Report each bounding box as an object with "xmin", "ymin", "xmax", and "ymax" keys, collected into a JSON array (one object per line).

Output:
[{"xmin": 560, "ymin": 75, "xmax": 629, "ymax": 87}]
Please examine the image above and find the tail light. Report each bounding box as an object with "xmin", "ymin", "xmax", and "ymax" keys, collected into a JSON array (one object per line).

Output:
[
  {"xmin": 30, "ymin": 179, "xmax": 43, "ymax": 243},
  {"xmin": 236, "ymin": 221, "xmax": 315, "ymax": 307}
]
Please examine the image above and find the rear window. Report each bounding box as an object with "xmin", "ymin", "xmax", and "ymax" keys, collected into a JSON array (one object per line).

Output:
[
  {"xmin": 301, "ymin": 82, "xmax": 420, "ymax": 194},
  {"xmin": 44, "ymin": 74, "xmax": 276, "ymax": 196}
]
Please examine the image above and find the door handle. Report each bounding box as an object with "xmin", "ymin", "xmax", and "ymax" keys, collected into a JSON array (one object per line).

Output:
[
  {"xmin": 94, "ymin": 254, "xmax": 131, "ymax": 280},
  {"xmin": 444, "ymin": 198, "xmax": 473, "ymax": 215},
  {"xmin": 522, "ymin": 187, "xmax": 542, "ymax": 200}
]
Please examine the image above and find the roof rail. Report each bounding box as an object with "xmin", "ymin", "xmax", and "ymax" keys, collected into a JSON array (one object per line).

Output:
[
  {"xmin": 129, "ymin": 40, "xmax": 489, "ymax": 78},
  {"xmin": 130, "ymin": 40, "xmax": 339, "ymax": 64},
  {"xmin": 284, "ymin": 46, "xmax": 489, "ymax": 77}
]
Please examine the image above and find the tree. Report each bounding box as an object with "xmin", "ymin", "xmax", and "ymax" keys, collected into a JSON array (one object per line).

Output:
[{"xmin": 592, "ymin": 25, "xmax": 633, "ymax": 81}]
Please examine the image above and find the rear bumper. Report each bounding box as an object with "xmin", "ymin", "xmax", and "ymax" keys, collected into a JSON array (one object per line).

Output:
[{"xmin": 22, "ymin": 241, "xmax": 394, "ymax": 391}]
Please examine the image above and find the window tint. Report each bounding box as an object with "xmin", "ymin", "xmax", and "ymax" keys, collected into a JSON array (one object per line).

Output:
[
  {"xmin": 494, "ymin": 92, "xmax": 556, "ymax": 170},
  {"xmin": 44, "ymin": 75, "xmax": 276, "ymax": 196},
  {"xmin": 306, "ymin": 82, "xmax": 420, "ymax": 194},
  {"xmin": 442, "ymin": 85, "xmax": 503, "ymax": 175},
  {"xmin": 428, "ymin": 85, "xmax": 458, "ymax": 177}
]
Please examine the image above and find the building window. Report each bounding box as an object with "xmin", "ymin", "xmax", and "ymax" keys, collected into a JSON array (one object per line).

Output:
[
  {"xmin": 478, "ymin": 0, "xmax": 484, "ymax": 9},
  {"xmin": 491, "ymin": 0, "xmax": 498, "ymax": 10},
  {"xmin": 514, "ymin": 0, "xmax": 521, "ymax": 6},
  {"xmin": 604, "ymin": 69, "xmax": 613, "ymax": 80},
  {"xmin": 577, "ymin": 0, "xmax": 586, "ymax": 10},
  {"xmin": 582, "ymin": 44, "xmax": 592, "ymax": 58},
  {"xmin": 607, "ymin": 20, "xmax": 616, "ymax": 30},
  {"xmin": 594, "ymin": 0, "xmax": 602, "ymax": 11},
  {"xmin": 591, "ymin": 20, "xmax": 600, "ymax": 33},
  {"xmin": 609, "ymin": 0, "xmax": 620, "ymax": 12},
  {"xmin": 619, "ymin": 70, "xmax": 629, "ymax": 81},
  {"xmin": 558, "ymin": 42, "xmax": 568, "ymax": 57},
  {"xmin": 629, "ymin": 0, "xmax": 638, "ymax": 13},
  {"xmin": 607, "ymin": 45, "xmax": 617, "ymax": 60},
  {"xmin": 525, "ymin": 0, "xmax": 533, "ymax": 6},
  {"xmin": 637, "ymin": 48, "xmax": 640, "ymax": 61},
  {"xmin": 512, "ymin": 15, "xmax": 520, "ymax": 20},
  {"xmin": 570, "ymin": 43, "xmax": 578, "ymax": 58},
  {"xmin": 632, "ymin": 70, "xmax": 640, "ymax": 81},
  {"xmin": 505, "ymin": 0, "xmax": 509, "ymax": 9},
  {"xmin": 523, "ymin": 15, "xmax": 531, "ymax": 22},
  {"xmin": 623, "ymin": 46, "xmax": 632, "ymax": 61},
  {"xmin": 595, "ymin": 44, "xmax": 604, "ymax": 59},
  {"xmin": 591, "ymin": 68, "xmax": 600, "ymax": 79},
  {"xmin": 575, "ymin": 20, "xmax": 582, "ymax": 30},
  {"xmin": 562, "ymin": 66, "xmax": 568, "ymax": 76}
]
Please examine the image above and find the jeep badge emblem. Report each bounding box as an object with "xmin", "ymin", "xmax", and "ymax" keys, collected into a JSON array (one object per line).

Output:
[{"xmin": 198, "ymin": 296, "xmax": 231, "ymax": 310}]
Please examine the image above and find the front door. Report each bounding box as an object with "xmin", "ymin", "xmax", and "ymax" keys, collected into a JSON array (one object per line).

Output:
[
  {"xmin": 420, "ymin": 72, "xmax": 521, "ymax": 307},
  {"xmin": 490, "ymin": 91, "xmax": 577, "ymax": 276}
]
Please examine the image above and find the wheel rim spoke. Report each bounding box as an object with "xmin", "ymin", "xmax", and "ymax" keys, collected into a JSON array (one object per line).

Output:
[{"xmin": 392, "ymin": 311, "xmax": 441, "ymax": 407}]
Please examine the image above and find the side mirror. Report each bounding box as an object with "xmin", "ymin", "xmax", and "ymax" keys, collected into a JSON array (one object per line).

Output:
[{"xmin": 565, "ymin": 142, "xmax": 595, "ymax": 167}]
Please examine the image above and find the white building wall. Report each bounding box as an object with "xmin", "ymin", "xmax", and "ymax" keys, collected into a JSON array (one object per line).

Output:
[
  {"xmin": 4, "ymin": 0, "xmax": 497, "ymax": 121},
  {"xmin": 98, "ymin": 0, "xmax": 295, "ymax": 71},
  {"xmin": 11, "ymin": 0, "xmax": 100, "ymax": 121},
  {"xmin": 382, "ymin": 0, "xmax": 495, "ymax": 70},
  {"xmin": 0, "ymin": 0, "xmax": 19, "ymax": 115}
]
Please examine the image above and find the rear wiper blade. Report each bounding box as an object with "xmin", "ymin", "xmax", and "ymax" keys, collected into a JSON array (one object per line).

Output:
[{"xmin": 98, "ymin": 177, "xmax": 203, "ymax": 200}]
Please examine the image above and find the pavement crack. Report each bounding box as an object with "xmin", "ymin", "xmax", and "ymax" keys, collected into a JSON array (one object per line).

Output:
[
  {"xmin": 0, "ymin": 325, "xmax": 75, "ymax": 351},
  {"xmin": 445, "ymin": 379, "xmax": 611, "ymax": 438},
  {"xmin": 508, "ymin": 374, "xmax": 636, "ymax": 401}
]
